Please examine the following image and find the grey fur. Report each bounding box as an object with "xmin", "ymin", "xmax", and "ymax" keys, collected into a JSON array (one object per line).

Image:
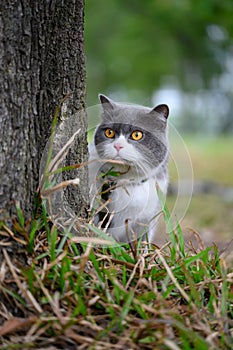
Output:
[{"xmin": 89, "ymin": 94, "xmax": 170, "ymax": 243}]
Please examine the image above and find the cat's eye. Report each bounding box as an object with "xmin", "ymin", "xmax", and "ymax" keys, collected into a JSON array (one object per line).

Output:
[
  {"xmin": 131, "ymin": 130, "xmax": 143, "ymax": 141},
  {"xmin": 105, "ymin": 128, "xmax": 115, "ymax": 138}
]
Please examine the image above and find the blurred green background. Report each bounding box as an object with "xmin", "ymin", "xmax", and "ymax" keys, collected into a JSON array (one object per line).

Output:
[{"xmin": 85, "ymin": 0, "xmax": 233, "ymax": 247}]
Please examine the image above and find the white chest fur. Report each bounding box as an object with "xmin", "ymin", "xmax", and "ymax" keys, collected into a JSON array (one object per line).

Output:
[{"xmin": 107, "ymin": 176, "xmax": 167, "ymax": 242}]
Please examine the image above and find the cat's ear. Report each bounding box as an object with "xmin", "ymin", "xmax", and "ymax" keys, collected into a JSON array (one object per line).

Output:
[
  {"xmin": 99, "ymin": 94, "xmax": 115, "ymax": 112},
  {"xmin": 150, "ymin": 104, "xmax": 169, "ymax": 119}
]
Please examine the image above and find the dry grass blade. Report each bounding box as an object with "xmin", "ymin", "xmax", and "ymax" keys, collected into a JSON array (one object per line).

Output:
[
  {"xmin": 125, "ymin": 256, "xmax": 145, "ymax": 290},
  {"xmin": 3, "ymin": 249, "xmax": 43, "ymax": 314},
  {"xmin": 34, "ymin": 275, "xmax": 65, "ymax": 323},
  {"xmin": 163, "ymin": 339, "xmax": 182, "ymax": 350},
  {"xmin": 155, "ymin": 248, "xmax": 196, "ymax": 308},
  {"xmin": 0, "ymin": 316, "xmax": 37, "ymax": 337},
  {"xmin": 1, "ymin": 224, "xmax": 27, "ymax": 245},
  {"xmin": 41, "ymin": 178, "xmax": 80, "ymax": 197},
  {"xmin": 48, "ymin": 128, "xmax": 81, "ymax": 174},
  {"xmin": 1, "ymin": 224, "xmax": 14, "ymax": 237},
  {"xmin": 36, "ymin": 251, "xmax": 67, "ymax": 275},
  {"xmin": 70, "ymin": 236, "xmax": 115, "ymax": 245}
]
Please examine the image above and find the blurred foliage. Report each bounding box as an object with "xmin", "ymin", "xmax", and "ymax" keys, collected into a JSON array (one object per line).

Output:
[{"xmin": 85, "ymin": 0, "xmax": 233, "ymax": 133}]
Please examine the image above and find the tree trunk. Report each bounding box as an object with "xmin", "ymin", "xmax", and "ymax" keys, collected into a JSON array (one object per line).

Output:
[{"xmin": 0, "ymin": 0, "xmax": 87, "ymax": 221}]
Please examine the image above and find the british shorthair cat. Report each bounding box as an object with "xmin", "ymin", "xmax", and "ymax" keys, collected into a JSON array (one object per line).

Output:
[{"xmin": 89, "ymin": 94, "xmax": 169, "ymax": 244}]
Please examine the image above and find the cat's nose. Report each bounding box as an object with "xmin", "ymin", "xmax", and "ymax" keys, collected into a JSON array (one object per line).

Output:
[{"xmin": 114, "ymin": 143, "xmax": 123, "ymax": 152}]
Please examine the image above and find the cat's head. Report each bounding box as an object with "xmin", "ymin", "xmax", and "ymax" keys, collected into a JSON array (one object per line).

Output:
[{"xmin": 94, "ymin": 94, "xmax": 169, "ymax": 179}]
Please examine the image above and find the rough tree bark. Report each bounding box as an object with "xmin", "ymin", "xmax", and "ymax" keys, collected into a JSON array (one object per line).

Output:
[{"xmin": 0, "ymin": 0, "xmax": 87, "ymax": 220}]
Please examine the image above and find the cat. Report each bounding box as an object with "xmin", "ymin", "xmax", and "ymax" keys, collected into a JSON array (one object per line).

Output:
[{"xmin": 88, "ymin": 94, "xmax": 169, "ymax": 244}]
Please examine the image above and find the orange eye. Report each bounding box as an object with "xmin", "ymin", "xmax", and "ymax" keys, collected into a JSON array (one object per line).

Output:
[
  {"xmin": 131, "ymin": 130, "xmax": 143, "ymax": 141},
  {"xmin": 105, "ymin": 128, "xmax": 115, "ymax": 138}
]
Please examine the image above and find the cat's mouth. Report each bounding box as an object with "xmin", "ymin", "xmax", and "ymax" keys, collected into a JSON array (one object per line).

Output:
[
  {"xmin": 113, "ymin": 155, "xmax": 133, "ymax": 165},
  {"xmin": 114, "ymin": 154, "xmax": 125, "ymax": 161}
]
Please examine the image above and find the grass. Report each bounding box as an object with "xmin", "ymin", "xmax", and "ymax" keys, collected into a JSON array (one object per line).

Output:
[
  {"xmin": 0, "ymin": 199, "xmax": 232, "ymax": 349},
  {"xmin": 167, "ymin": 134, "xmax": 233, "ymax": 248},
  {"xmin": 1, "ymin": 129, "xmax": 233, "ymax": 348}
]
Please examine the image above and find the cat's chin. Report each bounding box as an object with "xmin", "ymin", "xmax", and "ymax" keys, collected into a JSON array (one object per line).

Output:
[
  {"xmin": 114, "ymin": 155, "xmax": 127, "ymax": 162},
  {"xmin": 109, "ymin": 154, "xmax": 127, "ymax": 164},
  {"xmin": 114, "ymin": 157, "xmax": 137, "ymax": 170}
]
